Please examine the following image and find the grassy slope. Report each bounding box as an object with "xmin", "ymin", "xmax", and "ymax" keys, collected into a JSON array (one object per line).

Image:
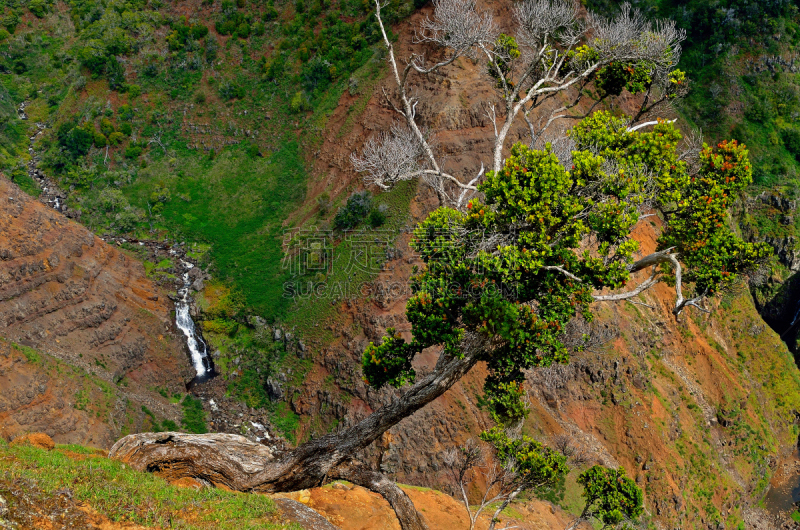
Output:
[{"xmin": 0, "ymin": 439, "xmax": 297, "ymax": 529}]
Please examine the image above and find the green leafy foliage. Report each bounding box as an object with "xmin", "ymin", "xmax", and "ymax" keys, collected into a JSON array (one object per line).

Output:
[
  {"xmin": 570, "ymin": 112, "xmax": 771, "ymax": 295},
  {"xmin": 181, "ymin": 394, "xmax": 208, "ymax": 434},
  {"xmin": 333, "ymin": 191, "xmax": 372, "ymax": 230},
  {"xmin": 594, "ymin": 61, "xmax": 653, "ymax": 97},
  {"xmin": 480, "ymin": 426, "xmax": 568, "ymax": 489},
  {"xmin": 577, "ymin": 465, "xmax": 643, "ymax": 527},
  {"xmin": 362, "ymin": 112, "xmax": 770, "ymax": 421},
  {"xmin": 487, "ymin": 34, "xmax": 520, "ymax": 90}
]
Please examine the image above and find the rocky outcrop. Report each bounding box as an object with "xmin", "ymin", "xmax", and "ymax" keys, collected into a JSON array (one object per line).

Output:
[{"xmin": 0, "ymin": 176, "xmax": 192, "ymax": 446}]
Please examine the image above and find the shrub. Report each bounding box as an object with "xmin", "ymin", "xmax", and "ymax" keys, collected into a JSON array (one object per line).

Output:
[
  {"xmin": 298, "ymin": 46, "xmax": 310, "ymax": 62},
  {"xmin": 119, "ymin": 122, "xmax": 133, "ymax": 136},
  {"xmin": 235, "ymin": 22, "xmax": 251, "ymax": 38},
  {"xmin": 263, "ymin": 4, "xmax": 278, "ymax": 21},
  {"xmin": 368, "ymin": 208, "xmax": 386, "ymax": 228},
  {"xmin": 64, "ymin": 166, "xmax": 96, "ymax": 189},
  {"xmin": 114, "ymin": 209, "xmax": 140, "ymax": 232},
  {"xmin": 141, "ymin": 63, "xmax": 158, "ymax": 77},
  {"xmin": 333, "ymin": 191, "xmax": 372, "ymax": 230},
  {"xmin": 99, "ymin": 188, "xmax": 128, "ymax": 211},
  {"xmin": 289, "ymin": 91, "xmax": 309, "ymax": 113},
  {"xmin": 29, "ymin": 0, "xmax": 48, "ymax": 17},
  {"xmin": 191, "ymin": 24, "xmax": 209, "ymax": 39},
  {"xmin": 124, "ymin": 144, "xmax": 143, "ymax": 159},
  {"xmin": 106, "ymin": 57, "xmax": 126, "ymax": 91},
  {"xmin": 108, "ymin": 132, "xmax": 125, "ymax": 145},
  {"xmin": 194, "ymin": 91, "xmax": 206, "ymax": 104},
  {"xmin": 2, "ymin": 11, "xmax": 19, "ymax": 33},
  {"xmin": 127, "ymin": 84, "xmax": 141, "ymax": 98},
  {"xmin": 302, "ymin": 56, "xmax": 332, "ymax": 91},
  {"xmin": 100, "ymin": 118, "xmax": 114, "ymax": 136},
  {"xmin": 64, "ymin": 127, "xmax": 94, "ymax": 157},
  {"xmin": 0, "ymin": 29, "xmax": 9, "ymax": 41},
  {"xmin": 263, "ymin": 54, "xmax": 285, "ymax": 80},
  {"xmin": 118, "ymin": 104, "xmax": 133, "ymax": 121},
  {"xmin": 219, "ymin": 81, "xmax": 246, "ymax": 100},
  {"xmin": 93, "ymin": 132, "xmax": 108, "ymax": 148},
  {"xmin": 317, "ymin": 192, "xmax": 331, "ymax": 216},
  {"xmin": 782, "ymin": 128, "xmax": 800, "ymax": 161}
]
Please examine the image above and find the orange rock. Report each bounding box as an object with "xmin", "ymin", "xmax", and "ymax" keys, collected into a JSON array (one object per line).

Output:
[
  {"xmin": 11, "ymin": 432, "xmax": 55, "ymax": 450},
  {"xmin": 170, "ymin": 477, "xmax": 204, "ymax": 490}
]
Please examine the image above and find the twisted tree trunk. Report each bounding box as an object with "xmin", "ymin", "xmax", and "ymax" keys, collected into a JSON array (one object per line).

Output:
[{"xmin": 110, "ymin": 340, "xmax": 486, "ymax": 530}]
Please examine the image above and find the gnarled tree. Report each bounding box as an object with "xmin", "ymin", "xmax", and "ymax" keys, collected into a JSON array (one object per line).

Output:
[{"xmin": 109, "ymin": 2, "xmax": 770, "ymax": 530}]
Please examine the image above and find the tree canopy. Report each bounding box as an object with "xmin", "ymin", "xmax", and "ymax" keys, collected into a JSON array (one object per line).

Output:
[{"xmin": 363, "ymin": 112, "xmax": 770, "ymax": 423}]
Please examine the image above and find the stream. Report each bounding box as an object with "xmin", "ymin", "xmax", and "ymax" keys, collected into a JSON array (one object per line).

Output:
[
  {"xmin": 17, "ymin": 101, "xmax": 213, "ymax": 382},
  {"xmin": 176, "ymin": 260, "xmax": 213, "ymax": 380}
]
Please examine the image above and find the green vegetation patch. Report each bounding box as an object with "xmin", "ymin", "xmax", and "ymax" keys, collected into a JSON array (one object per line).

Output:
[
  {"xmin": 181, "ymin": 394, "xmax": 208, "ymax": 434},
  {"xmin": 0, "ymin": 440, "xmax": 296, "ymax": 530}
]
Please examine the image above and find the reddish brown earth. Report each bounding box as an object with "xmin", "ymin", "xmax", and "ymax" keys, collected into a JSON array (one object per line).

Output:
[
  {"xmin": 9, "ymin": 432, "xmax": 55, "ymax": 451},
  {"xmin": 0, "ymin": 176, "xmax": 192, "ymax": 447},
  {"xmin": 275, "ymin": 483, "xmax": 582, "ymax": 530}
]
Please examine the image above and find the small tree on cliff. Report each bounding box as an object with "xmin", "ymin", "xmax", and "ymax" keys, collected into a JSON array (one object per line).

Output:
[
  {"xmin": 567, "ymin": 466, "xmax": 643, "ymax": 530},
  {"xmin": 443, "ymin": 428, "xmax": 569, "ymax": 530},
  {"xmin": 110, "ymin": 2, "xmax": 771, "ymax": 530}
]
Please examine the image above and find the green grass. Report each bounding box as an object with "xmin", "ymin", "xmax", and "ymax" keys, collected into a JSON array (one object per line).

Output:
[
  {"xmin": 181, "ymin": 394, "xmax": 208, "ymax": 434},
  {"xmin": 124, "ymin": 140, "xmax": 306, "ymax": 320},
  {"xmin": 0, "ymin": 440, "xmax": 298, "ymax": 530},
  {"xmin": 269, "ymin": 401, "xmax": 300, "ymax": 444},
  {"xmin": 11, "ymin": 342, "xmax": 40, "ymax": 363},
  {"xmin": 285, "ymin": 178, "xmax": 418, "ymax": 338}
]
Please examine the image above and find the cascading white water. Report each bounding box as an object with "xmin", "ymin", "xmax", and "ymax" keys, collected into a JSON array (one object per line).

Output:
[{"xmin": 176, "ymin": 261, "xmax": 210, "ymax": 376}]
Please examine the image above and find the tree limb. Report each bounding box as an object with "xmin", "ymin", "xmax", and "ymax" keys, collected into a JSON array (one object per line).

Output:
[{"xmin": 332, "ymin": 462, "xmax": 429, "ymax": 530}]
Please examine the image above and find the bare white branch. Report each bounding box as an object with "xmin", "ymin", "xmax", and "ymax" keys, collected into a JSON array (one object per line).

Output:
[
  {"xmin": 417, "ymin": 0, "xmax": 497, "ymax": 59},
  {"xmin": 350, "ymin": 123, "xmax": 426, "ymax": 190},
  {"xmin": 587, "ymin": 2, "xmax": 685, "ymax": 68},
  {"xmin": 514, "ymin": 0, "xmax": 580, "ymax": 50},
  {"xmin": 626, "ymin": 118, "xmax": 676, "ymax": 132}
]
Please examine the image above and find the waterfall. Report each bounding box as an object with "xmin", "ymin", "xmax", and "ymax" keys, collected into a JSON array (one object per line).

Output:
[{"xmin": 176, "ymin": 260, "xmax": 210, "ymax": 376}]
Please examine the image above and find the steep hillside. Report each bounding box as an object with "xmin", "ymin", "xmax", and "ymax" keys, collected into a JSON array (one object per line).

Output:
[
  {"xmin": 0, "ymin": 0, "xmax": 415, "ymax": 322},
  {"xmin": 4, "ymin": 0, "xmax": 800, "ymax": 529},
  {"xmin": 0, "ymin": 175, "xmax": 193, "ymax": 446},
  {"xmin": 246, "ymin": 207, "xmax": 800, "ymax": 529}
]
